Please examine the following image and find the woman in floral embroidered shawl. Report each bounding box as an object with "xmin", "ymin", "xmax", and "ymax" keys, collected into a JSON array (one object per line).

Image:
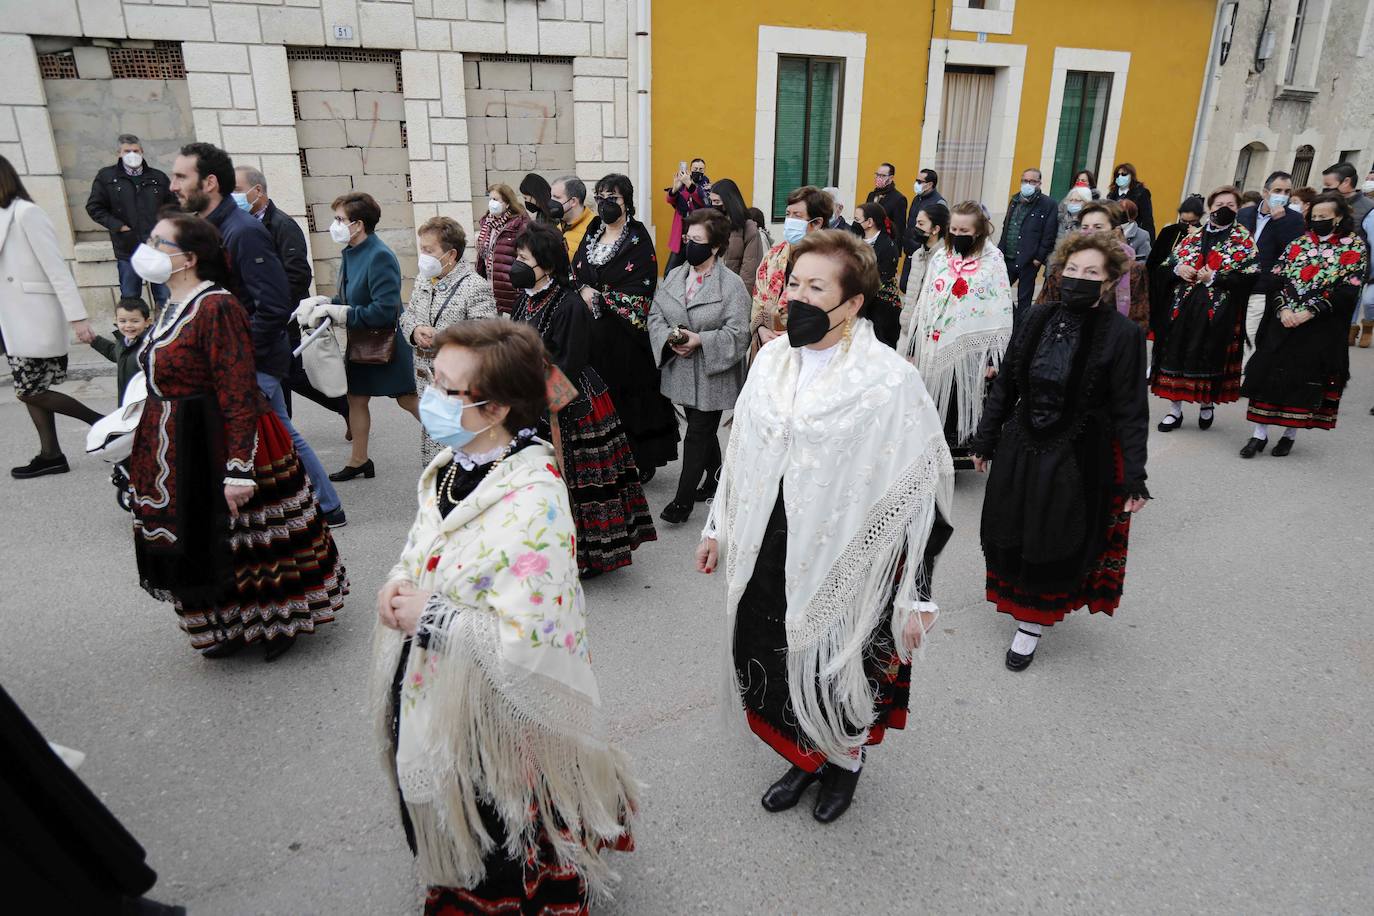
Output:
[
  {"xmin": 903, "ymin": 200, "xmax": 1014, "ymax": 466},
  {"xmin": 1151, "ymin": 186, "xmax": 1259, "ymax": 432},
  {"xmin": 571, "ymin": 173, "xmax": 679, "ymax": 480},
  {"xmin": 1239, "ymin": 192, "xmax": 1369, "ymax": 458},
  {"xmin": 372, "ymin": 320, "xmax": 636, "ymax": 915}
]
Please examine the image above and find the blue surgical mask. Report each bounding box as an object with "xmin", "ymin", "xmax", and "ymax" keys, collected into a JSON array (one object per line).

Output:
[
  {"xmin": 1115, "ymin": 174, "xmax": 1131, "ymax": 189},
  {"xmin": 1066, "ymin": 201, "xmax": 1084, "ymax": 215},
  {"xmin": 232, "ymin": 191, "xmax": 252, "ymax": 212},
  {"xmin": 782, "ymin": 216, "xmax": 809, "ymax": 245},
  {"xmin": 419, "ymin": 386, "xmax": 491, "ymax": 450},
  {"xmin": 1268, "ymin": 194, "xmax": 1290, "ymax": 211},
  {"xmin": 1020, "ymin": 182, "xmax": 1037, "ymax": 198}
]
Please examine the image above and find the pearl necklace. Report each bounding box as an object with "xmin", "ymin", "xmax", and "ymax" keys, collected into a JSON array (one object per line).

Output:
[{"xmin": 440, "ymin": 435, "xmax": 514, "ymax": 504}]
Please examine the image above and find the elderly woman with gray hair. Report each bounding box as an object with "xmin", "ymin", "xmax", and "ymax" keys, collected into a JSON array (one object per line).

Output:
[{"xmin": 648, "ymin": 207, "xmax": 751, "ymax": 524}]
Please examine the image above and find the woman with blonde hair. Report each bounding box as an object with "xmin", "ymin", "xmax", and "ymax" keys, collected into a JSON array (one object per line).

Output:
[{"xmin": 475, "ymin": 183, "xmax": 528, "ymax": 315}]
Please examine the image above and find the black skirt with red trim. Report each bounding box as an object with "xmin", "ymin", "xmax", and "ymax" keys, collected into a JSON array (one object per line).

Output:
[
  {"xmin": 986, "ymin": 441, "xmax": 1131, "ymax": 626},
  {"xmin": 556, "ymin": 368, "xmax": 657, "ymax": 575},
  {"xmin": 732, "ymin": 486, "xmax": 949, "ymax": 773}
]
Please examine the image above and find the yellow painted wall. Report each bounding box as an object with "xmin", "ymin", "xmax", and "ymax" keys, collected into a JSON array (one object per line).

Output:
[{"xmin": 650, "ymin": 0, "xmax": 1215, "ymax": 256}]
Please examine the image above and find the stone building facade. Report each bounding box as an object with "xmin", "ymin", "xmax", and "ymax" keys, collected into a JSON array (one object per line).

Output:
[
  {"xmin": 0, "ymin": 0, "xmax": 640, "ymax": 355},
  {"xmin": 1187, "ymin": 0, "xmax": 1374, "ymax": 196}
]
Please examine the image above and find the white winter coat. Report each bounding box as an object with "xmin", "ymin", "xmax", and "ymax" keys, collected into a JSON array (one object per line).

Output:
[{"xmin": 0, "ymin": 200, "xmax": 86, "ymax": 358}]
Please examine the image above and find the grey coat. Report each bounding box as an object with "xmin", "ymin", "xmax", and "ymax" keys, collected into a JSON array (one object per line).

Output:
[{"xmin": 647, "ymin": 263, "xmax": 750, "ymax": 411}]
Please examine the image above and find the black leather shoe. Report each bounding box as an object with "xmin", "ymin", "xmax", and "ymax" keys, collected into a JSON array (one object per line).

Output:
[
  {"xmin": 201, "ymin": 639, "xmax": 245, "ymax": 659},
  {"xmin": 695, "ymin": 468, "xmax": 720, "ymax": 502},
  {"xmin": 263, "ymin": 634, "xmax": 296, "ymax": 662},
  {"xmin": 659, "ymin": 500, "xmax": 692, "ymax": 524},
  {"xmin": 11, "ymin": 454, "xmax": 70, "ymax": 479},
  {"xmin": 761, "ymin": 765, "xmax": 821, "ymax": 813},
  {"xmin": 1005, "ymin": 648, "xmax": 1035, "ymax": 671},
  {"xmin": 1157, "ymin": 414, "xmax": 1183, "ymax": 433},
  {"xmin": 1238, "ymin": 437, "xmax": 1268, "ymax": 459},
  {"xmin": 1198, "ymin": 408, "xmax": 1215, "ymax": 430},
  {"xmin": 329, "ymin": 459, "xmax": 375, "ymax": 482},
  {"xmin": 323, "ymin": 507, "xmax": 347, "ymax": 528},
  {"xmin": 812, "ymin": 765, "xmax": 861, "ymax": 823},
  {"xmin": 638, "ymin": 466, "xmax": 656, "ymax": 484},
  {"xmin": 1270, "ymin": 437, "xmax": 1294, "ymax": 457}
]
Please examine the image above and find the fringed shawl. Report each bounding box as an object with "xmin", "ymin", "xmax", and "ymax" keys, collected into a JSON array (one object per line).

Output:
[
  {"xmin": 370, "ymin": 443, "xmax": 637, "ymax": 900},
  {"xmin": 904, "ymin": 244, "xmax": 1014, "ymax": 443},
  {"xmin": 712, "ymin": 321, "xmax": 954, "ymax": 764}
]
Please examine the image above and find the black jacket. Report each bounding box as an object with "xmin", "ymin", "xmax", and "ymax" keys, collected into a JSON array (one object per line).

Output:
[
  {"xmin": 901, "ymin": 189, "xmax": 947, "ymax": 289},
  {"xmin": 84, "ymin": 163, "xmax": 178, "ymax": 260},
  {"xmin": 1106, "ymin": 182, "xmax": 1156, "ymax": 237},
  {"xmin": 864, "ymin": 187, "xmax": 908, "ymax": 239},
  {"xmin": 998, "ymin": 192, "xmax": 1059, "ymax": 280},
  {"xmin": 205, "ymin": 195, "xmax": 293, "ymax": 379},
  {"xmin": 1236, "ymin": 204, "xmax": 1305, "ymax": 294},
  {"xmin": 869, "ymin": 231, "xmax": 899, "ymax": 283},
  {"xmin": 91, "ymin": 329, "xmax": 148, "ymax": 403},
  {"xmin": 259, "ymin": 200, "xmax": 313, "ymax": 305}
]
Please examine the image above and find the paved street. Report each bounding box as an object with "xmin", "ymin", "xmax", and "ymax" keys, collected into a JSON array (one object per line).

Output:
[{"xmin": 4, "ymin": 348, "xmax": 1374, "ymax": 915}]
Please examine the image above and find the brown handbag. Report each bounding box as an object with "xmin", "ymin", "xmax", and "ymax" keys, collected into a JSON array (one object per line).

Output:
[{"xmin": 338, "ymin": 260, "xmax": 398, "ymax": 365}]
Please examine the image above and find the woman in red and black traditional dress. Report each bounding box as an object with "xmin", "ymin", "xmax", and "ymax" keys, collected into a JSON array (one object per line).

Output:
[
  {"xmin": 970, "ymin": 231, "xmax": 1151, "ymax": 672},
  {"xmin": 1151, "ymin": 186, "xmax": 1259, "ymax": 432},
  {"xmin": 1239, "ymin": 192, "xmax": 1370, "ymax": 458},
  {"xmin": 129, "ymin": 214, "xmax": 346, "ymax": 660},
  {"xmin": 510, "ymin": 221, "xmax": 656, "ymax": 576},
  {"xmin": 571, "ymin": 173, "xmax": 680, "ymax": 482}
]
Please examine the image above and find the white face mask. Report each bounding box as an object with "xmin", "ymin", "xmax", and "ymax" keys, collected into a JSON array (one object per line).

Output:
[
  {"xmin": 782, "ymin": 216, "xmax": 809, "ymax": 245},
  {"xmin": 330, "ymin": 219, "xmax": 355, "ymax": 245},
  {"xmin": 417, "ymin": 253, "xmax": 445, "ymax": 280},
  {"xmin": 914, "ymin": 181, "xmax": 925, "ymax": 197},
  {"xmin": 1121, "ymin": 220, "xmax": 1137, "ymax": 235},
  {"xmin": 488, "ymin": 199, "xmax": 506, "ymax": 216},
  {"xmin": 1363, "ymin": 180, "xmax": 1374, "ymax": 193},
  {"xmin": 131, "ymin": 243, "xmax": 182, "ymax": 285},
  {"xmin": 122, "ymin": 151, "xmax": 143, "ymax": 170}
]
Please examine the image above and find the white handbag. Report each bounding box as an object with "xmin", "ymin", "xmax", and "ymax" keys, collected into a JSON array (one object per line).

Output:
[{"xmin": 296, "ymin": 317, "xmax": 349, "ymax": 398}]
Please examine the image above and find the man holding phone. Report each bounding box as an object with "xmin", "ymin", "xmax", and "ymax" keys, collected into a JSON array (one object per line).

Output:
[{"xmin": 664, "ymin": 157, "xmax": 711, "ymax": 277}]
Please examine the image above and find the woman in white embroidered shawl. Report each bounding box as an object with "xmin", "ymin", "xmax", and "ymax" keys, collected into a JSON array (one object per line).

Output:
[
  {"xmin": 696, "ymin": 230, "xmax": 954, "ymax": 824},
  {"xmin": 902, "ymin": 200, "xmax": 1014, "ymax": 467},
  {"xmin": 371, "ymin": 320, "xmax": 636, "ymax": 914}
]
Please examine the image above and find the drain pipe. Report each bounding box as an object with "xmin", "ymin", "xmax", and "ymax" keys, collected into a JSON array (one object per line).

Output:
[{"xmin": 634, "ymin": 0, "xmax": 653, "ymax": 232}]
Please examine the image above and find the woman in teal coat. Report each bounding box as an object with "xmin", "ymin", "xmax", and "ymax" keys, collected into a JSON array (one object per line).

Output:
[{"xmin": 307, "ymin": 191, "xmax": 419, "ymax": 481}]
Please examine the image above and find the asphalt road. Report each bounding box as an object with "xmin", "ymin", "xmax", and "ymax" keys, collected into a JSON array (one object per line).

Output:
[{"xmin": 3, "ymin": 347, "xmax": 1373, "ymax": 914}]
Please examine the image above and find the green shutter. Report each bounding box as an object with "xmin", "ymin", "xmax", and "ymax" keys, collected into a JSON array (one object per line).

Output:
[
  {"xmin": 1050, "ymin": 71, "xmax": 1112, "ymax": 200},
  {"xmin": 773, "ymin": 58, "xmax": 807, "ymax": 221},
  {"xmin": 1050, "ymin": 72, "xmax": 1085, "ymax": 200},
  {"xmin": 805, "ymin": 60, "xmax": 839, "ymax": 188}
]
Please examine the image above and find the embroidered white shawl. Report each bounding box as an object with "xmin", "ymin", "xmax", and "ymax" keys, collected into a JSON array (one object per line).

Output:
[
  {"xmin": 903, "ymin": 243, "xmax": 1014, "ymax": 443},
  {"xmin": 370, "ymin": 443, "xmax": 637, "ymax": 898},
  {"xmin": 711, "ymin": 320, "xmax": 954, "ymax": 764}
]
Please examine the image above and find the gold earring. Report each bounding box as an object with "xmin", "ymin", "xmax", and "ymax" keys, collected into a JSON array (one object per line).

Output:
[{"xmin": 842, "ymin": 315, "xmax": 855, "ymax": 349}]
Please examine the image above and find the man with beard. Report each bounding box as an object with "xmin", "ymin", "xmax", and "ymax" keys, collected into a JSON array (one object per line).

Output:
[{"xmin": 170, "ymin": 142, "xmax": 344, "ymax": 527}]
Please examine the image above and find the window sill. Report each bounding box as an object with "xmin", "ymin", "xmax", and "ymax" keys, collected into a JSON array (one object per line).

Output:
[{"xmin": 1275, "ymin": 85, "xmax": 1319, "ymax": 102}]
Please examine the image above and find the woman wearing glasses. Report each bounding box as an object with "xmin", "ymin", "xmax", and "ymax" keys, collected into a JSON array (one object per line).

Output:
[
  {"xmin": 128, "ymin": 214, "xmax": 345, "ymax": 660},
  {"xmin": 571, "ymin": 173, "xmax": 679, "ymax": 481}
]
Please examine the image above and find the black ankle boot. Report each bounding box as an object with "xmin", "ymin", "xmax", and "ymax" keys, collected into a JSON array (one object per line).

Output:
[
  {"xmin": 201, "ymin": 638, "xmax": 245, "ymax": 659},
  {"xmin": 813, "ymin": 765, "xmax": 861, "ymax": 823},
  {"xmin": 264, "ymin": 634, "xmax": 296, "ymax": 662},
  {"xmin": 761, "ymin": 764, "xmax": 822, "ymax": 812}
]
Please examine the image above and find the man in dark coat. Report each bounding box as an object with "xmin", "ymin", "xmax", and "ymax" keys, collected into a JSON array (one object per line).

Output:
[
  {"xmin": 998, "ymin": 167, "xmax": 1060, "ymax": 313},
  {"xmin": 85, "ymin": 133, "xmax": 178, "ymax": 307},
  {"xmin": 234, "ymin": 165, "xmax": 349, "ymax": 425},
  {"xmin": 901, "ymin": 167, "xmax": 947, "ymax": 291},
  {"xmin": 1237, "ymin": 169, "xmax": 1304, "ymax": 357},
  {"xmin": 865, "ymin": 162, "xmax": 908, "ymax": 241},
  {"xmin": 171, "ymin": 142, "xmax": 344, "ymax": 525}
]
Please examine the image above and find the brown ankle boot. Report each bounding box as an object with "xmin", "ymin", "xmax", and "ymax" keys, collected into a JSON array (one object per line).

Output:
[
  {"xmin": 1350, "ymin": 324, "xmax": 1361, "ymax": 346},
  {"xmin": 1360, "ymin": 320, "xmax": 1374, "ymax": 348}
]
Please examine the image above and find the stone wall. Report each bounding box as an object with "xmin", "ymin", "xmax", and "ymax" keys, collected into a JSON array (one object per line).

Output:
[
  {"xmin": 288, "ymin": 50, "xmax": 415, "ymax": 299},
  {"xmin": 464, "ymin": 56, "xmax": 575, "ymax": 200}
]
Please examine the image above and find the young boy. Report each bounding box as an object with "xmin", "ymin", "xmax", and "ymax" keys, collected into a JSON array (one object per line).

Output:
[{"xmin": 91, "ymin": 296, "xmax": 152, "ymax": 405}]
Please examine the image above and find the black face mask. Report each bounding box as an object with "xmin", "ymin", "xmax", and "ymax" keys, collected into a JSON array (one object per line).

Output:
[
  {"xmin": 684, "ymin": 239, "xmax": 714, "ymax": 267},
  {"xmin": 689, "ymin": 170, "xmax": 705, "ymax": 185},
  {"xmin": 1210, "ymin": 206, "xmax": 1236, "ymax": 227},
  {"xmin": 1308, "ymin": 217, "xmax": 1336, "ymax": 236},
  {"xmin": 545, "ymin": 199, "xmax": 565, "ymax": 222},
  {"xmin": 508, "ymin": 261, "xmax": 538, "ymax": 291},
  {"xmin": 597, "ymin": 198, "xmax": 623, "ymax": 224},
  {"xmin": 911, "ymin": 227, "xmax": 929, "ymax": 247},
  {"xmin": 950, "ymin": 234, "xmax": 976, "ymax": 257},
  {"xmin": 787, "ymin": 298, "xmax": 848, "ymax": 348},
  {"xmin": 1059, "ymin": 275, "xmax": 1103, "ymax": 312}
]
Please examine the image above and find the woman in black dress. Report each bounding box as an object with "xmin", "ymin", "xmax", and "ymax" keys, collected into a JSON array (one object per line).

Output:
[
  {"xmin": 509, "ymin": 222, "xmax": 657, "ymax": 575},
  {"xmin": 1145, "ymin": 196, "xmax": 1204, "ymax": 341},
  {"xmin": 571, "ymin": 173, "xmax": 679, "ymax": 480},
  {"xmin": 970, "ymin": 230, "xmax": 1150, "ymax": 672},
  {"xmin": 855, "ymin": 201, "xmax": 902, "ymax": 347}
]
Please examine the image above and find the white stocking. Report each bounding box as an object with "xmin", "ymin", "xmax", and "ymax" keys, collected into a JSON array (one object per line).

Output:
[{"xmin": 1010, "ymin": 622, "xmax": 1042, "ymax": 655}]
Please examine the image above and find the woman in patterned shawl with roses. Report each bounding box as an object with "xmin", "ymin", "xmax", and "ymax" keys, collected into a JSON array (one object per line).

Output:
[
  {"xmin": 372, "ymin": 320, "xmax": 637, "ymax": 915},
  {"xmin": 1239, "ymin": 191, "xmax": 1369, "ymax": 458},
  {"xmin": 1151, "ymin": 186, "xmax": 1259, "ymax": 431}
]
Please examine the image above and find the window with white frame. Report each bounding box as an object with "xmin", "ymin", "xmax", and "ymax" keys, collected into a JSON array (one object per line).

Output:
[
  {"xmin": 771, "ymin": 56, "xmax": 844, "ymax": 221},
  {"xmin": 951, "ymin": 0, "xmax": 1016, "ymax": 35},
  {"xmin": 1281, "ymin": 0, "xmax": 1330, "ymax": 88}
]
